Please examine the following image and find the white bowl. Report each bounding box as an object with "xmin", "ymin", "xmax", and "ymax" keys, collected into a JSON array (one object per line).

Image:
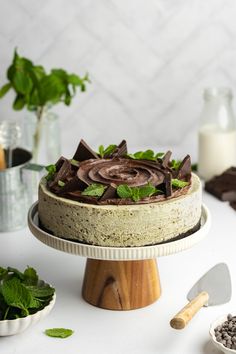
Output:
[
  {"xmin": 210, "ymin": 314, "xmax": 236, "ymax": 354},
  {"xmin": 0, "ymin": 293, "xmax": 56, "ymax": 336}
]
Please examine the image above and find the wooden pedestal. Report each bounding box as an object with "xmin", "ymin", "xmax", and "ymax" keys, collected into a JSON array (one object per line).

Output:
[{"xmin": 82, "ymin": 258, "xmax": 161, "ymax": 310}]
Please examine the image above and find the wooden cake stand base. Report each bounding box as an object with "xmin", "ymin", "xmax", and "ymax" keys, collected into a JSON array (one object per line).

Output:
[
  {"xmin": 82, "ymin": 259, "xmax": 161, "ymax": 310},
  {"xmin": 28, "ymin": 203, "xmax": 210, "ymax": 311}
]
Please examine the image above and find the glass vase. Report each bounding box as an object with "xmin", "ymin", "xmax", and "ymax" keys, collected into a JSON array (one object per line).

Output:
[{"xmin": 22, "ymin": 106, "xmax": 61, "ymax": 165}]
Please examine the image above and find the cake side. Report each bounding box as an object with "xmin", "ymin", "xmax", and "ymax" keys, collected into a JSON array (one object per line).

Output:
[{"xmin": 38, "ymin": 173, "xmax": 202, "ymax": 247}]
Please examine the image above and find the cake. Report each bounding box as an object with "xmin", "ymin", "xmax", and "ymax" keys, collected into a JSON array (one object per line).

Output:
[{"xmin": 38, "ymin": 139, "xmax": 202, "ymax": 247}]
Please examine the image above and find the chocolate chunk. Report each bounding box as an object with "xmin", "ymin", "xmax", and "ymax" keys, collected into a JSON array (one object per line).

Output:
[
  {"xmin": 48, "ymin": 159, "xmax": 72, "ymax": 189},
  {"xmin": 57, "ymin": 176, "xmax": 87, "ymax": 195},
  {"xmin": 164, "ymin": 172, "xmax": 172, "ymax": 197},
  {"xmin": 99, "ymin": 183, "xmax": 117, "ymax": 201},
  {"xmin": 176, "ymin": 155, "xmax": 191, "ymax": 181},
  {"xmin": 162, "ymin": 151, "xmax": 172, "ymax": 168},
  {"xmin": 111, "ymin": 140, "xmax": 127, "ymax": 157},
  {"xmin": 205, "ymin": 167, "xmax": 236, "ymax": 201},
  {"xmin": 73, "ymin": 139, "xmax": 99, "ymax": 161}
]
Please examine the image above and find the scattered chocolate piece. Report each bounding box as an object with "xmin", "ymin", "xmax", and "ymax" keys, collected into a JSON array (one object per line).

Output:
[
  {"xmin": 205, "ymin": 167, "xmax": 236, "ymax": 201},
  {"xmin": 99, "ymin": 183, "xmax": 117, "ymax": 201},
  {"xmin": 73, "ymin": 139, "xmax": 99, "ymax": 161}
]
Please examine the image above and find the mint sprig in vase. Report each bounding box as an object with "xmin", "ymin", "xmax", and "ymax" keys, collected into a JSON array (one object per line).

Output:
[{"xmin": 0, "ymin": 49, "xmax": 90, "ymax": 164}]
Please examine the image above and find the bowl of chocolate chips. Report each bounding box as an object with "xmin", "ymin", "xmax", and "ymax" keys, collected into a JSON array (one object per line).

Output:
[{"xmin": 210, "ymin": 314, "xmax": 236, "ymax": 353}]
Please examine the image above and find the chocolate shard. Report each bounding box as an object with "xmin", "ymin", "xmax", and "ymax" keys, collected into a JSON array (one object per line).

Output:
[
  {"xmin": 162, "ymin": 151, "xmax": 172, "ymax": 168},
  {"xmin": 99, "ymin": 183, "xmax": 117, "ymax": 201},
  {"xmin": 55, "ymin": 156, "xmax": 67, "ymax": 171},
  {"xmin": 73, "ymin": 139, "xmax": 99, "ymax": 161},
  {"xmin": 165, "ymin": 172, "xmax": 172, "ymax": 197},
  {"xmin": 57, "ymin": 176, "xmax": 87, "ymax": 195},
  {"xmin": 176, "ymin": 155, "xmax": 191, "ymax": 181},
  {"xmin": 111, "ymin": 140, "xmax": 127, "ymax": 158},
  {"xmin": 48, "ymin": 159, "xmax": 72, "ymax": 188}
]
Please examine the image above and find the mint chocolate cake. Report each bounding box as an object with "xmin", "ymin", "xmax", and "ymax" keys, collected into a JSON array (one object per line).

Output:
[{"xmin": 38, "ymin": 139, "xmax": 202, "ymax": 247}]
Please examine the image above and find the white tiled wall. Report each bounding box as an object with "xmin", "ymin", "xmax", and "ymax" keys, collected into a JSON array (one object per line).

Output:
[{"xmin": 0, "ymin": 0, "xmax": 235, "ymax": 160}]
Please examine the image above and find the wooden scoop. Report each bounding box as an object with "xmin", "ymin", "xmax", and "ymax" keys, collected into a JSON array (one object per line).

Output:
[{"xmin": 0, "ymin": 145, "xmax": 6, "ymax": 170}]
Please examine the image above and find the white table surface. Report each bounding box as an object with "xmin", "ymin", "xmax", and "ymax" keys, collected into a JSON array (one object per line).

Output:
[{"xmin": 0, "ymin": 189, "xmax": 235, "ymax": 354}]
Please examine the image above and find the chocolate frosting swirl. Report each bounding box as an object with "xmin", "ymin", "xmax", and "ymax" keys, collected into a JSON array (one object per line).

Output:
[{"xmin": 77, "ymin": 158, "xmax": 165, "ymax": 187}]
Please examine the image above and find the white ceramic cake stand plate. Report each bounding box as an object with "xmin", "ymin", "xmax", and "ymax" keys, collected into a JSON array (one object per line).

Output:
[{"xmin": 28, "ymin": 202, "xmax": 211, "ymax": 311}]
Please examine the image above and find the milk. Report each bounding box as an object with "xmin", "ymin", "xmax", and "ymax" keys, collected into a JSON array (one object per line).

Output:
[{"xmin": 198, "ymin": 125, "xmax": 236, "ymax": 180}]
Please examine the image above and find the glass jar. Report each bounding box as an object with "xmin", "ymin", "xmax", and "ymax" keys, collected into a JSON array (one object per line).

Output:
[
  {"xmin": 198, "ymin": 87, "xmax": 236, "ymax": 181},
  {"xmin": 22, "ymin": 106, "xmax": 61, "ymax": 165}
]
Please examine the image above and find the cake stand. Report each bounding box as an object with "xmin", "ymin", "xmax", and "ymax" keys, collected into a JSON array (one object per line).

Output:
[{"xmin": 28, "ymin": 202, "xmax": 211, "ymax": 311}]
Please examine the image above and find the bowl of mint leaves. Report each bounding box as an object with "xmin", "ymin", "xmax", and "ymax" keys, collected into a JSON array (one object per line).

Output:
[{"xmin": 0, "ymin": 266, "xmax": 55, "ymax": 336}]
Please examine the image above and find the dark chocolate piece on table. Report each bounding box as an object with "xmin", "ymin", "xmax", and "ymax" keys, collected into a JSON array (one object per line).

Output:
[
  {"xmin": 73, "ymin": 139, "xmax": 99, "ymax": 161},
  {"xmin": 162, "ymin": 151, "xmax": 172, "ymax": 168},
  {"xmin": 205, "ymin": 167, "xmax": 236, "ymax": 201},
  {"xmin": 164, "ymin": 172, "xmax": 172, "ymax": 197},
  {"xmin": 111, "ymin": 140, "xmax": 127, "ymax": 158},
  {"xmin": 99, "ymin": 183, "xmax": 117, "ymax": 201},
  {"xmin": 230, "ymin": 200, "xmax": 236, "ymax": 210},
  {"xmin": 57, "ymin": 176, "xmax": 88, "ymax": 195},
  {"xmin": 176, "ymin": 155, "xmax": 191, "ymax": 181}
]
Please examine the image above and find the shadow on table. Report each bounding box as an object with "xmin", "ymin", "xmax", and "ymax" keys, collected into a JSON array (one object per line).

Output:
[{"xmin": 202, "ymin": 340, "xmax": 222, "ymax": 354}]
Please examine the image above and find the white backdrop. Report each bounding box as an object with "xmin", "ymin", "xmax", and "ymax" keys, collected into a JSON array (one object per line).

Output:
[{"xmin": 0, "ymin": 0, "xmax": 236, "ymax": 161}]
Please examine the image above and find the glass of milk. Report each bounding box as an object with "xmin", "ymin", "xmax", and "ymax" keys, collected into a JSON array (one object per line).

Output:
[{"xmin": 198, "ymin": 87, "xmax": 236, "ymax": 181}]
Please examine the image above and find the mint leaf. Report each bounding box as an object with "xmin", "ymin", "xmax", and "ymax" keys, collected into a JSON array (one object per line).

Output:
[
  {"xmin": 0, "ymin": 83, "xmax": 11, "ymax": 98},
  {"xmin": 2, "ymin": 278, "xmax": 32, "ymax": 315},
  {"xmin": 45, "ymin": 164, "xmax": 56, "ymax": 181},
  {"xmin": 70, "ymin": 159, "xmax": 79, "ymax": 167},
  {"xmin": 0, "ymin": 267, "xmax": 8, "ymax": 280},
  {"xmin": 172, "ymin": 179, "xmax": 189, "ymax": 188},
  {"xmin": 58, "ymin": 180, "xmax": 65, "ymax": 187},
  {"xmin": 82, "ymin": 183, "xmax": 106, "ymax": 197},
  {"xmin": 98, "ymin": 145, "xmax": 105, "ymax": 157},
  {"xmin": 103, "ymin": 144, "xmax": 117, "ymax": 157},
  {"xmin": 45, "ymin": 328, "xmax": 74, "ymax": 338},
  {"xmin": 23, "ymin": 267, "xmax": 38, "ymax": 286},
  {"xmin": 138, "ymin": 184, "xmax": 156, "ymax": 199},
  {"xmin": 171, "ymin": 160, "xmax": 181, "ymax": 170},
  {"xmin": 25, "ymin": 284, "xmax": 55, "ymax": 298},
  {"xmin": 117, "ymin": 185, "xmax": 133, "ymax": 199},
  {"xmin": 140, "ymin": 150, "xmax": 155, "ymax": 160},
  {"xmin": 7, "ymin": 266, "xmax": 24, "ymax": 280},
  {"xmin": 98, "ymin": 144, "xmax": 117, "ymax": 158},
  {"xmin": 128, "ymin": 150, "xmax": 163, "ymax": 161},
  {"xmin": 132, "ymin": 187, "xmax": 140, "ymax": 202},
  {"xmin": 117, "ymin": 183, "xmax": 157, "ymax": 202},
  {"xmin": 155, "ymin": 152, "xmax": 164, "ymax": 159}
]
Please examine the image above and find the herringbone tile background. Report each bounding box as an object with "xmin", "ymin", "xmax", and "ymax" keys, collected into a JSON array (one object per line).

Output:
[{"xmin": 0, "ymin": 0, "xmax": 235, "ymax": 160}]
